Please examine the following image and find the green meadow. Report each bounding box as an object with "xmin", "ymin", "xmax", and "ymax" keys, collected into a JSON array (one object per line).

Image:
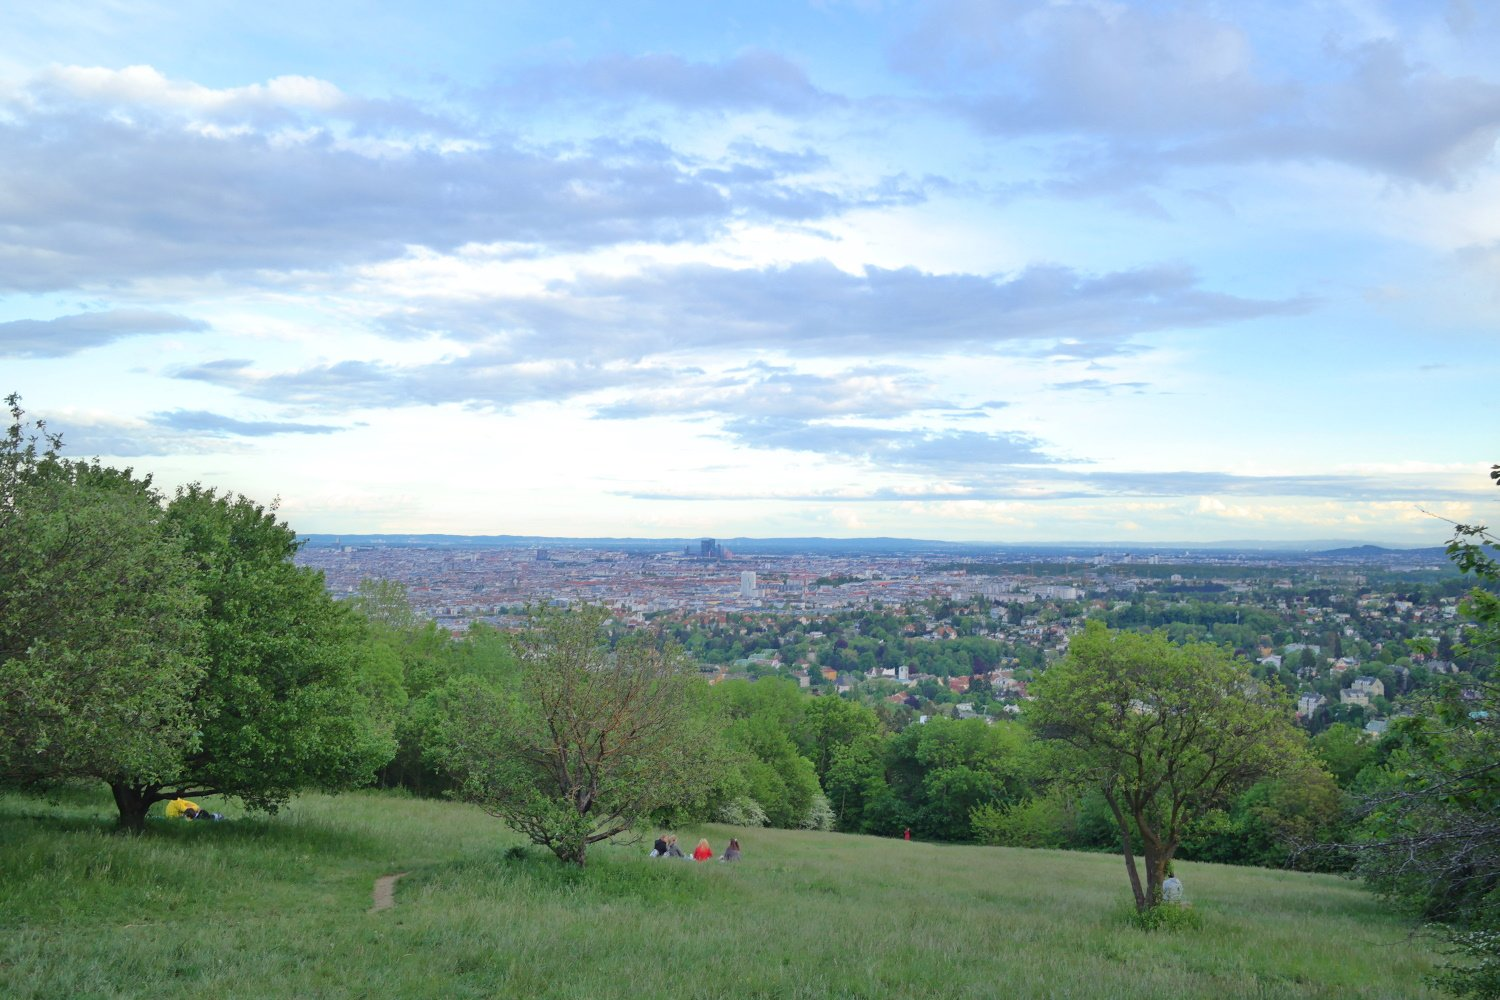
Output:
[{"xmin": 1, "ymin": 788, "xmax": 1440, "ymax": 999}]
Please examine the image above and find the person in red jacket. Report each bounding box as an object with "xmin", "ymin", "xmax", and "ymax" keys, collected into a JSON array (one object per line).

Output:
[{"xmin": 692, "ymin": 838, "xmax": 713, "ymax": 861}]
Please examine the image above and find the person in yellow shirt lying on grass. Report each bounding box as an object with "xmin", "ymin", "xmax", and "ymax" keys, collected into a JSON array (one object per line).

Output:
[
  {"xmin": 165, "ymin": 798, "xmax": 223, "ymax": 821},
  {"xmin": 165, "ymin": 797, "xmax": 199, "ymax": 820}
]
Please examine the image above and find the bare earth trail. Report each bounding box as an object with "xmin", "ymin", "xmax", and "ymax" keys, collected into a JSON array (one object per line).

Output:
[{"xmin": 368, "ymin": 872, "xmax": 407, "ymax": 914}]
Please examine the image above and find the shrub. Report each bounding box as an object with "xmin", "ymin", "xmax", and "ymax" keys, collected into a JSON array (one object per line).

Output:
[
  {"xmin": 971, "ymin": 794, "xmax": 1069, "ymax": 849},
  {"xmin": 800, "ymin": 793, "xmax": 835, "ymax": 832},
  {"xmin": 715, "ymin": 796, "xmax": 769, "ymax": 827},
  {"xmin": 1433, "ymin": 925, "xmax": 1500, "ymax": 999},
  {"xmin": 1129, "ymin": 901, "xmax": 1203, "ymax": 932}
]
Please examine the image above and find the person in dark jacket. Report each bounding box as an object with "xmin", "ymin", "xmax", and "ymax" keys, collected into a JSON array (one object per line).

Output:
[
  {"xmin": 720, "ymin": 838, "xmax": 742, "ymax": 862},
  {"xmin": 651, "ymin": 835, "xmax": 669, "ymax": 857}
]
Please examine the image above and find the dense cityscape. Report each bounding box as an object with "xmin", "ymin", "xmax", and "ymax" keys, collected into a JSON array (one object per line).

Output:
[{"xmin": 298, "ymin": 536, "xmax": 1474, "ymax": 738}]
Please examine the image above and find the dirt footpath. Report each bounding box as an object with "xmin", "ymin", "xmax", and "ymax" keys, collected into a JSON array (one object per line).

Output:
[{"xmin": 368, "ymin": 872, "xmax": 407, "ymax": 913}]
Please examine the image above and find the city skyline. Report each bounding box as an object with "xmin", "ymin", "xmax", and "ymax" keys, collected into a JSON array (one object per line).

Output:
[{"xmin": 2, "ymin": 2, "xmax": 1497, "ymax": 544}]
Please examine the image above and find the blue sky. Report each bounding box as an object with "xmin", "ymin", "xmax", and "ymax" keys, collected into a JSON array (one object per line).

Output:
[{"xmin": 2, "ymin": 0, "xmax": 1496, "ymax": 544}]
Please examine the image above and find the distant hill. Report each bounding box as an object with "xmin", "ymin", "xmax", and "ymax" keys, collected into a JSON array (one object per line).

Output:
[{"xmin": 1316, "ymin": 543, "xmax": 1447, "ymax": 559}]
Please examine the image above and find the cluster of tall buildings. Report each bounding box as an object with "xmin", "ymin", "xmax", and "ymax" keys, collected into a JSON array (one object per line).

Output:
[{"xmin": 687, "ymin": 538, "xmax": 730, "ymax": 559}]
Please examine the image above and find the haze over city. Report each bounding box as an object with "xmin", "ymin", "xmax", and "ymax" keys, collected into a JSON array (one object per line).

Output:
[{"xmin": 2, "ymin": 1, "xmax": 1496, "ymax": 544}]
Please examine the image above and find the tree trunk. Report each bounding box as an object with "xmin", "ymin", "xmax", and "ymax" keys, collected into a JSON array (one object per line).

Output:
[
  {"xmin": 110, "ymin": 782, "xmax": 155, "ymax": 833},
  {"xmin": 1145, "ymin": 843, "xmax": 1176, "ymax": 907},
  {"xmin": 549, "ymin": 836, "xmax": 588, "ymax": 867},
  {"xmin": 1103, "ymin": 788, "xmax": 1146, "ymax": 911},
  {"xmin": 1136, "ymin": 817, "xmax": 1175, "ymax": 910},
  {"xmin": 1142, "ymin": 843, "xmax": 1163, "ymax": 908}
]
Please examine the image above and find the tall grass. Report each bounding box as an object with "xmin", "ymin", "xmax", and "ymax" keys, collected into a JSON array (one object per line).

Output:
[{"xmin": 1, "ymin": 787, "xmax": 1439, "ymax": 999}]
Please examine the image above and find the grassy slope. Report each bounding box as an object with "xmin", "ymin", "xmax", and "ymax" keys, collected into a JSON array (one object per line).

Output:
[{"xmin": 0, "ymin": 788, "xmax": 1440, "ymax": 1000}]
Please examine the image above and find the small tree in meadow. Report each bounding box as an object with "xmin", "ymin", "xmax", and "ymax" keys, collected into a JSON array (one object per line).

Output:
[
  {"xmin": 443, "ymin": 605, "xmax": 724, "ymax": 866},
  {"xmin": 1030, "ymin": 622, "xmax": 1306, "ymax": 911}
]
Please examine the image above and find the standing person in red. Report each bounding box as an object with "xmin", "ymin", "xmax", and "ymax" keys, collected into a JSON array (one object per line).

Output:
[
  {"xmin": 903, "ymin": 828, "xmax": 911, "ymax": 841},
  {"xmin": 692, "ymin": 838, "xmax": 713, "ymax": 861}
]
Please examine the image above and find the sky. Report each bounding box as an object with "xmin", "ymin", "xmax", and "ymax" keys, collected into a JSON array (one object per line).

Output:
[{"xmin": 2, "ymin": 0, "xmax": 1497, "ymax": 545}]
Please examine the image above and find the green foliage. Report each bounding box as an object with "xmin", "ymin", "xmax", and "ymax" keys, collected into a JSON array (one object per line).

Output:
[
  {"xmin": 1031, "ymin": 622, "xmax": 1308, "ymax": 910},
  {"xmin": 1182, "ymin": 768, "xmax": 1350, "ymax": 872},
  {"xmin": 800, "ymin": 791, "xmax": 835, "ymax": 831},
  {"xmin": 1129, "ymin": 900, "xmax": 1204, "ymax": 933},
  {"xmin": 714, "ymin": 796, "xmax": 769, "ymax": 826},
  {"xmin": 349, "ymin": 576, "xmax": 421, "ymax": 634},
  {"xmin": 1348, "ymin": 467, "xmax": 1500, "ymax": 999},
  {"xmin": 793, "ymin": 695, "xmax": 883, "ymax": 782},
  {"xmin": 1354, "ymin": 692, "xmax": 1500, "ymax": 921},
  {"xmin": 442, "ymin": 606, "xmax": 726, "ymax": 865},
  {"xmin": 108, "ymin": 485, "xmax": 394, "ymax": 828},
  {"xmin": 1433, "ymin": 928, "xmax": 1500, "ymax": 999},
  {"xmin": 912, "ymin": 717, "xmax": 1029, "ymax": 841},
  {"xmin": 713, "ymin": 678, "xmax": 823, "ymax": 828},
  {"xmin": 972, "ymin": 785, "xmax": 1101, "ymax": 850},
  {"xmin": 1, "ymin": 396, "xmax": 204, "ymax": 788},
  {"xmin": 822, "ymin": 731, "xmax": 890, "ymax": 832},
  {"xmin": 378, "ymin": 626, "xmax": 513, "ymax": 797},
  {"xmin": 355, "ymin": 636, "xmax": 408, "ymax": 727},
  {"xmin": 972, "ymin": 793, "xmax": 1064, "ymax": 849},
  {"xmin": 356, "ymin": 581, "xmax": 521, "ymax": 797},
  {"xmin": 829, "ymin": 716, "xmax": 1030, "ymax": 841},
  {"xmin": 735, "ymin": 720, "xmax": 820, "ymax": 828},
  {"xmin": 1312, "ymin": 723, "xmax": 1380, "ymax": 787}
]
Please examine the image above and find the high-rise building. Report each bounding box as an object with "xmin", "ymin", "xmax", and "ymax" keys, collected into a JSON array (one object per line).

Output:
[
  {"xmin": 740, "ymin": 571, "xmax": 757, "ymax": 598},
  {"xmin": 699, "ymin": 538, "xmax": 719, "ymax": 559}
]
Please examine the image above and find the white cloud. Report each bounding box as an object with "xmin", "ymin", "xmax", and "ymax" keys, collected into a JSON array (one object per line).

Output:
[{"xmin": 34, "ymin": 64, "xmax": 345, "ymax": 113}]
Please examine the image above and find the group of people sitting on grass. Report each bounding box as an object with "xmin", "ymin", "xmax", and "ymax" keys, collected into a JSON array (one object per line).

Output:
[{"xmin": 650, "ymin": 834, "xmax": 741, "ymax": 862}]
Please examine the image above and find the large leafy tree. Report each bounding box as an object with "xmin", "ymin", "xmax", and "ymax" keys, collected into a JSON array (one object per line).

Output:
[
  {"xmin": 1030, "ymin": 622, "xmax": 1306, "ymax": 910},
  {"xmin": 873, "ymin": 715, "xmax": 1030, "ymax": 842},
  {"xmin": 713, "ymin": 678, "xmax": 823, "ymax": 828},
  {"xmin": 726, "ymin": 712, "xmax": 821, "ymax": 828},
  {"xmin": 443, "ymin": 605, "xmax": 723, "ymax": 866},
  {"xmin": 1, "ymin": 396, "xmax": 203, "ymax": 788},
  {"xmin": 106, "ymin": 485, "xmax": 394, "ymax": 830},
  {"xmin": 822, "ymin": 729, "xmax": 893, "ymax": 833},
  {"xmin": 793, "ymin": 695, "xmax": 883, "ymax": 783},
  {"xmin": 353, "ymin": 578, "xmax": 520, "ymax": 796},
  {"xmin": 820, "ymin": 716, "xmax": 1029, "ymax": 840}
]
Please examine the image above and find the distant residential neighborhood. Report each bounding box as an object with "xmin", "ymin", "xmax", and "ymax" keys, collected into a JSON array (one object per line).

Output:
[{"xmin": 299, "ymin": 538, "xmax": 1475, "ymax": 736}]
